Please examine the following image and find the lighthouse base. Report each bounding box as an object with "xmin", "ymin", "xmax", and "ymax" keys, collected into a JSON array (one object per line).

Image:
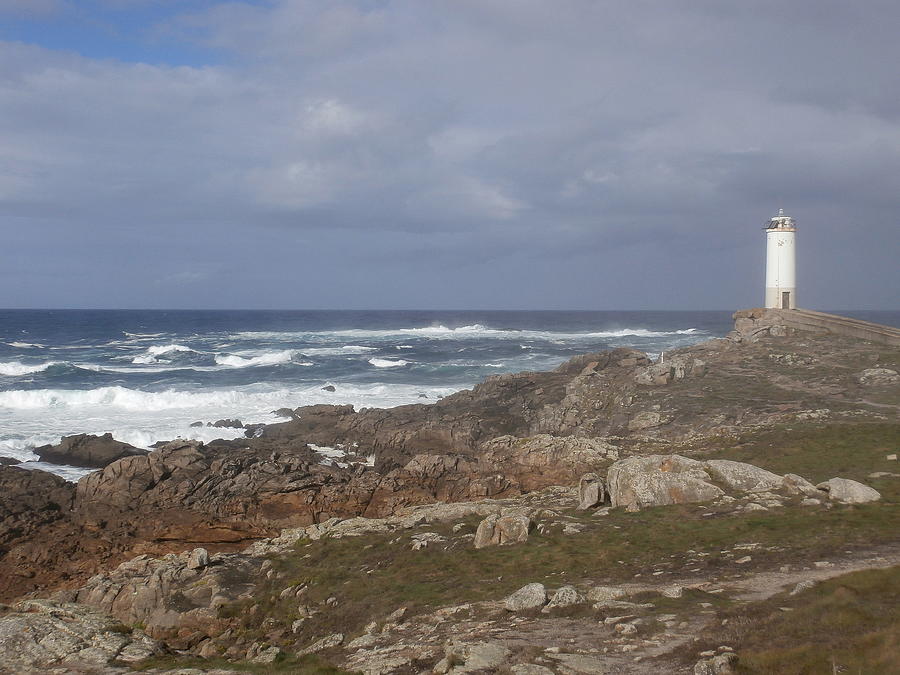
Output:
[{"xmin": 766, "ymin": 287, "xmax": 796, "ymax": 310}]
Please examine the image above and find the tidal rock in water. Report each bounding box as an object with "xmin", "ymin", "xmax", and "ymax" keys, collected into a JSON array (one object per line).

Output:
[
  {"xmin": 35, "ymin": 433, "xmax": 146, "ymax": 469},
  {"xmin": 209, "ymin": 418, "xmax": 244, "ymax": 428}
]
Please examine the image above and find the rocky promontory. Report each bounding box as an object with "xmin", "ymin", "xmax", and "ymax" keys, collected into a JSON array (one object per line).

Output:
[{"xmin": 0, "ymin": 311, "xmax": 897, "ymax": 673}]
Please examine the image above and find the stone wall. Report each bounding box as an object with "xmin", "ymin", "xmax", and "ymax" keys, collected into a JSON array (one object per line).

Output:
[{"xmin": 730, "ymin": 308, "xmax": 900, "ymax": 347}]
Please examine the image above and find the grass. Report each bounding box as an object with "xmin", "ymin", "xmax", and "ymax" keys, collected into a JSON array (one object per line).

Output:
[
  {"xmin": 711, "ymin": 422, "xmax": 900, "ymax": 501},
  {"xmin": 222, "ymin": 495, "xmax": 899, "ymax": 651},
  {"xmin": 694, "ymin": 565, "xmax": 900, "ymax": 675},
  {"xmin": 157, "ymin": 420, "xmax": 900, "ymax": 670}
]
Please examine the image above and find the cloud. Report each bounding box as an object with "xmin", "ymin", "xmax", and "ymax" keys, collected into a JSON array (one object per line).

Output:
[{"xmin": 0, "ymin": 0, "xmax": 898, "ymax": 309}]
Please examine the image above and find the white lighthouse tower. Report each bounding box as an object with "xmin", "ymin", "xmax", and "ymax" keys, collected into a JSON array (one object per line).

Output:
[{"xmin": 765, "ymin": 208, "xmax": 797, "ymax": 309}]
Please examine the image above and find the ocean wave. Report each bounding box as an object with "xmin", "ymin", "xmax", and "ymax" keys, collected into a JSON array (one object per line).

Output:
[
  {"xmin": 300, "ymin": 345, "xmax": 377, "ymax": 356},
  {"xmin": 0, "ymin": 386, "xmax": 266, "ymax": 411},
  {"xmin": 234, "ymin": 324, "xmax": 706, "ymax": 342},
  {"xmin": 133, "ymin": 344, "xmax": 196, "ymax": 364},
  {"xmin": 368, "ymin": 358, "xmax": 410, "ymax": 368},
  {"xmin": 0, "ymin": 360, "xmax": 61, "ymax": 376},
  {"xmin": 0, "ymin": 385, "xmax": 354, "ymax": 412},
  {"xmin": 215, "ymin": 350, "xmax": 313, "ymax": 368},
  {"xmin": 7, "ymin": 342, "xmax": 45, "ymax": 348}
]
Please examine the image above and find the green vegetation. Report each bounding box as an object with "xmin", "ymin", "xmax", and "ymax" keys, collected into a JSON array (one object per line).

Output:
[
  {"xmin": 714, "ymin": 422, "xmax": 900, "ymax": 501},
  {"xmin": 223, "ymin": 498, "xmax": 898, "ymax": 649},
  {"xmin": 199, "ymin": 421, "xmax": 898, "ymax": 668},
  {"xmin": 695, "ymin": 565, "xmax": 900, "ymax": 675}
]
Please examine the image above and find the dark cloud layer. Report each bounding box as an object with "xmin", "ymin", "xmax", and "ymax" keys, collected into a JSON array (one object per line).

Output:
[{"xmin": 1, "ymin": 0, "xmax": 897, "ymax": 309}]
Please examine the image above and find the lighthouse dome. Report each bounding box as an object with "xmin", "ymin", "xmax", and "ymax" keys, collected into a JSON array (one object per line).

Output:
[{"xmin": 766, "ymin": 208, "xmax": 796, "ymax": 230}]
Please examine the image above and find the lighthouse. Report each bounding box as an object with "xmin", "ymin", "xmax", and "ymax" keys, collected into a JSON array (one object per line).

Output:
[{"xmin": 765, "ymin": 208, "xmax": 797, "ymax": 309}]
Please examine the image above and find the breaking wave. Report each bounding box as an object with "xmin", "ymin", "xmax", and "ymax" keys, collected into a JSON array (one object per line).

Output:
[
  {"xmin": 214, "ymin": 350, "xmax": 313, "ymax": 368},
  {"xmin": 132, "ymin": 344, "xmax": 196, "ymax": 364},
  {"xmin": 0, "ymin": 361, "xmax": 60, "ymax": 376},
  {"xmin": 300, "ymin": 345, "xmax": 377, "ymax": 356},
  {"xmin": 235, "ymin": 324, "xmax": 705, "ymax": 342},
  {"xmin": 368, "ymin": 358, "xmax": 409, "ymax": 368}
]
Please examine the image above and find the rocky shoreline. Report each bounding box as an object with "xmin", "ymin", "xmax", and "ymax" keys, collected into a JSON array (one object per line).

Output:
[{"xmin": 1, "ymin": 311, "xmax": 898, "ymax": 673}]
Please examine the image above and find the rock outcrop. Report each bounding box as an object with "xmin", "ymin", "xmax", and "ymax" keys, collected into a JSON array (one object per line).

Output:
[
  {"xmin": 34, "ymin": 433, "xmax": 146, "ymax": 469},
  {"xmin": 0, "ymin": 466, "xmax": 74, "ymax": 547},
  {"xmin": 0, "ymin": 467, "xmax": 77, "ymax": 600},
  {"xmin": 605, "ymin": 455, "xmax": 882, "ymax": 511},
  {"xmin": 607, "ymin": 455, "xmax": 725, "ymax": 511},
  {"xmin": 255, "ymin": 348, "xmax": 648, "ymax": 472},
  {"xmin": 0, "ymin": 599, "xmax": 162, "ymax": 672},
  {"xmin": 64, "ymin": 547, "xmax": 263, "ymax": 647}
]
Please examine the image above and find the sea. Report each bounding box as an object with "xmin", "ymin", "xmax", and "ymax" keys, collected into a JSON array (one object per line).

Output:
[{"xmin": 1, "ymin": 309, "xmax": 896, "ymax": 481}]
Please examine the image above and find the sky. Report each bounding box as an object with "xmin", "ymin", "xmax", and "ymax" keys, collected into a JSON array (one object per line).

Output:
[{"xmin": 0, "ymin": 0, "xmax": 898, "ymax": 310}]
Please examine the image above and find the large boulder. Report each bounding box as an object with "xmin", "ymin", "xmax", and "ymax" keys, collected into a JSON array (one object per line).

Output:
[
  {"xmin": 816, "ymin": 478, "xmax": 881, "ymax": 504},
  {"xmin": 35, "ymin": 433, "xmax": 146, "ymax": 468},
  {"xmin": 694, "ymin": 652, "xmax": 737, "ymax": 675},
  {"xmin": 543, "ymin": 585, "xmax": 585, "ymax": 612},
  {"xmin": 504, "ymin": 583, "xmax": 547, "ymax": 611},
  {"xmin": 577, "ymin": 472, "xmax": 606, "ymax": 509},
  {"xmin": 782, "ymin": 473, "xmax": 822, "ymax": 497},
  {"xmin": 436, "ymin": 641, "xmax": 512, "ymax": 674},
  {"xmin": 704, "ymin": 459, "xmax": 783, "ymax": 493},
  {"xmin": 0, "ymin": 599, "xmax": 161, "ymax": 672},
  {"xmin": 473, "ymin": 512, "xmax": 531, "ymax": 549},
  {"xmin": 607, "ymin": 455, "xmax": 724, "ymax": 511}
]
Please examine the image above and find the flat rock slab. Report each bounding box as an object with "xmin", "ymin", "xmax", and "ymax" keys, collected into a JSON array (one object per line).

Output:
[{"xmin": 0, "ymin": 599, "xmax": 161, "ymax": 672}]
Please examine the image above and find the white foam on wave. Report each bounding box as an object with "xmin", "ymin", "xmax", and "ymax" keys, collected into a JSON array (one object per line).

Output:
[
  {"xmin": 0, "ymin": 360, "xmax": 60, "ymax": 376},
  {"xmin": 7, "ymin": 342, "xmax": 45, "ymax": 349},
  {"xmin": 369, "ymin": 358, "xmax": 409, "ymax": 368},
  {"xmin": 300, "ymin": 345, "xmax": 377, "ymax": 356},
  {"xmin": 0, "ymin": 381, "xmax": 459, "ymax": 481},
  {"xmin": 0, "ymin": 386, "xmax": 257, "ymax": 411},
  {"xmin": 215, "ymin": 349, "xmax": 313, "ymax": 368},
  {"xmin": 0, "ymin": 382, "xmax": 454, "ymax": 414},
  {"xmin": 87, "ymin": 363, "xmax": 225, "ymax": 374},
  {"xmin": 133, "ymin": 344, "xmax": 195, "ymax": 364},
  {"xmin": 234, "ymin": 324, "xmax": 707, "ymax": 342}
]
